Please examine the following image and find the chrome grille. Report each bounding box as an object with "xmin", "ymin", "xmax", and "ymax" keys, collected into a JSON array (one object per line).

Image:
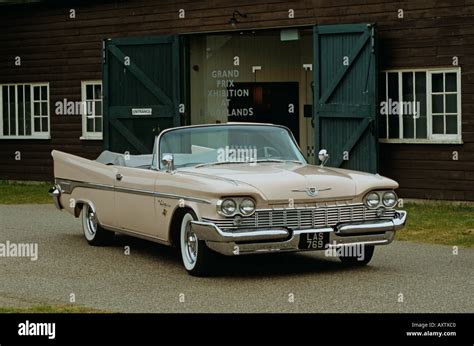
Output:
[{"xmin": 202, "ymin": 204, "xmax": 396, "ymax": 230}]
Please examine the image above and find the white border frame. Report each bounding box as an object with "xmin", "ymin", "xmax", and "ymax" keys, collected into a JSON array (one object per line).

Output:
[
  {"xmin": 80, "ymin": 80, "xmax": 103, "ymax": 140},
  {"xmin": 379, "ymin": 67, "xmax": 462, "ymax": 144},
  {"xmin": 0, "ymin": 82, "xmax": 50, "ymax": 140}
]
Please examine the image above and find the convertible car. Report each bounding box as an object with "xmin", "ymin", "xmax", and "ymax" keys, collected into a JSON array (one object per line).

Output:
[{"xmin": 49, "ymin": 123, "xmax": 407, "ymax": 276}]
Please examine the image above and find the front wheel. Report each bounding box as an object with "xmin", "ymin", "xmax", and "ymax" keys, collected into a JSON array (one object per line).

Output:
[
  {"xmin": 338, "ymin": 245, "xmax": 375, "ymax": 266},
  {"xmin": 179, "ymin": 212, "xmax": 214, "ymax": 277},
  {"xmin": 82, "ymin": 204, "xmax": 114, "ymax": 246}
]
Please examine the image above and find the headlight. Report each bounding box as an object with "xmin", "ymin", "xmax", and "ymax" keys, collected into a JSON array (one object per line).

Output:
[
  {"xmin": 382, "ymin": 191, "xmax": 397, "ymax": 207},
  {"xmin": 239, "ymin": 198, "xmax": 255, "ymax": 216},
  {"xmin": 365, "ymin": 192, "xmax": 380, "ymax": 208},
  {"xmin": 220, "ymin": 199, "xmax": 237, "ymax": 216}
]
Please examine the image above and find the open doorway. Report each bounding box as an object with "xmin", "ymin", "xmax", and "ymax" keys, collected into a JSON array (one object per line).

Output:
[
  {"xmin": 228, "ymin": 82, "xmax": 299, "ymax": 143},
  {"xmin": 188, "ymin": 28, "xmax": 314, "ymax": 162}
]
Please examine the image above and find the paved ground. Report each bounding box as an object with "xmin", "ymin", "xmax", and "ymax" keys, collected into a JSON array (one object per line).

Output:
[{"xmin": 0, "ymin": 204, "xmax": 472, "ymax": 313}]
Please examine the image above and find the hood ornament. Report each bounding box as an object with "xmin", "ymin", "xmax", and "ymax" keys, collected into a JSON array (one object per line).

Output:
[{"xmin": 292, "ymin": 187, "xmax": 331, "ymax": 197}]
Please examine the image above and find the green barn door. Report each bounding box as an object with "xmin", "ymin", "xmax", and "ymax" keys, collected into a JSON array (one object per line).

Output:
[
  {"xmin": 313, "ymin": 24, "xmax": 378, "ymax": 173},
  {"xmin": 103, "ymin": 36, "xmax": 181, "ymax": 154}
]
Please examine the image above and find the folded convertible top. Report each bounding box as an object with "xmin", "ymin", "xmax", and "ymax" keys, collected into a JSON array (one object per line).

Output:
[{"xmin": 96, "ymin": 150, "xmax": 153, "ymax": 168}]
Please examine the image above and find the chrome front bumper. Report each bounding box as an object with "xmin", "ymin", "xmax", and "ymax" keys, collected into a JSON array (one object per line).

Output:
[{"xmin": 191, "ymin": 210, "xmax": 407, "ymax": 256}]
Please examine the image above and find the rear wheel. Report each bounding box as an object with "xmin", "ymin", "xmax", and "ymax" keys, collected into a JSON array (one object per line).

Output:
[
  {"xmin": 179, "ymin": 212, "xmax": 214, "ymax": 277},
  {"xmin": 338, "ymin": 245, "xmax": 375, "ymax": 266},
  {"xmin": 82, "ymin": 204, "xmax": 114, "ymax": 246}
]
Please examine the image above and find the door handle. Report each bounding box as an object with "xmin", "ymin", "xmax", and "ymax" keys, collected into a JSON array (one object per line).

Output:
[{"xmin": 116, "ymin": 173, "xmax": 123, "ymax": 181}]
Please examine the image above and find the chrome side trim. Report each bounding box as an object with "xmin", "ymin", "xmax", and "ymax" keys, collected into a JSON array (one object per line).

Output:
[
  {"xmin": 100, "ymin": 223, "xmax": 171, "ymax": 246},
  {"xmin": 55, "ymin": 178, "xmax": 211, "ymax": 204}
]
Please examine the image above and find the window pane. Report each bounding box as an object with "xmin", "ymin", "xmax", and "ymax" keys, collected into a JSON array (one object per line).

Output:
[
  {"xmin": 432, "ymin": 95, "xmax": 444, "ymax": 113},
  {"xmin": 17, "ymin": 86, "xmax": 24, "ymax": 135},
  {"xmin": 415, "ymin": 72, "xmax": 427, "ymax": 138},
  {"xmin": 34, "ymin": 117, "xmax": 41, "ymax": 132},
  {"xmin": 41, "ymin": 117, "xmax": 48, "ymax": 132},
  {"xmin": 34, "ymin": 102, "xmax": 40, "ymax": 115},
  {"xmin": 2, "ymin": 86, "xmax": 8, "ymax": 135},
  {"xmin": 402, "ymin": 72, "xmax": 414, "ymax": 139},
  {"xmin": 94, "ymin": 84, "xmax": 102, "ymax": 99},
  {"xmin": 41, "ymin": 102, "xmax": 48, "ymax": 116},
  {"xmin": 25, "ymin": 99, "xmax": 31, "ymax": 135},
  {"xmin": 41, "ymin": 86, "xmax": 47, "ymax": 101},
  {"xmin": 387, "ymin": 73, "xmax": 399, "ymax": 102},
  {"xmin": 445, "ymin": 73, "xmax": 457, "ymax": 92},
  {"xmin": 387, "ymin": 73, "xmax": 399, "ymax": 138},
  {"xmin": 402, "ymin": 73, "xmax": 414, "ymax": 102},
  {"xmin": 87, "ymin": 118, "xmax": 93, "ymax": 132},
  {"xmin": 446, "ymin": 94, "xmax": 457, "ymax": 113},
  {"xmin": 432, "ymin": 73, "xmax": 443, "ymax": 92},
  {"xmin": 94, "ymin": 100, "xmax": 102, "ymax": 116},
  {"xmin": 25, "ymin": 85, "xmax": 30, "ymax": 102},
  {"xmin": 432, "ymin": 115, "xmax": 444, "ymax": 134},
  {"xmin": 389, "ymin": 113, "xmax": 399, "ymax": 138},
  {"xmin": 85, "ymin": 100, "xmax": 93, "ymax": 116},
  {"xmin": 86, "ymin": 85, "xmax": 93, "ymax": 100},
  {"xmin": 9, "ymin": 86, "xmax": 16, "ymax": 136},
  {"xmin": 33, "ymin": 86, "xmax": 40, "ymax": 100},
  {"xmin": 95, "ymin": 117, "xmax": 102, "ymax": 132},
  {"xmin": 446, "ymin": 115, "xmax": 457, "ymax": 134},
  {"xmin": 403, "ymin": 116, "xmax": 415, "ymax": 139}
]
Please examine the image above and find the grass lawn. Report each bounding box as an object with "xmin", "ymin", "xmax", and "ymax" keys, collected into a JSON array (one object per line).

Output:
[
  {"xmin": 398, "ymin": 202, "xmax": 474, "ymax": 248},
  {"xmin": 0, "ymin": 181, "xmax": 52, "ymax": 204},
  {"xmin": 0, "ymin": 305, "xmax": 107, "ymax": 313}
]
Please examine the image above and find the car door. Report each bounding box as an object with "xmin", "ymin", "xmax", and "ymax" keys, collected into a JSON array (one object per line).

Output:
[{"xmin": 114, "ymin": 166, "xmax": 159, "ymax": 238}]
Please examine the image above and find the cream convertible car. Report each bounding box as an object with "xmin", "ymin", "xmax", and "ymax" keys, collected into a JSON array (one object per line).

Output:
[{"xmin": 49, "ymin": 123, "xmax": 407, "ymax": 276}]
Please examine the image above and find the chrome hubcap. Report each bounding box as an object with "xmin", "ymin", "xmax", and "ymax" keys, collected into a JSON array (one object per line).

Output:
[
  {"xmin": 184, "ymin": 223, "xmax": 197, "ymax": 264},
  {"xmin": 87, "ymin": 208, "xmax": 97, "ymax": 236}
]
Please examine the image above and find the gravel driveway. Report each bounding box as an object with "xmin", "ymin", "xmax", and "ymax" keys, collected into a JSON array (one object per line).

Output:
[{"xmin": 0, "ymin": 204, "xmax": 472, "ymax": 313}]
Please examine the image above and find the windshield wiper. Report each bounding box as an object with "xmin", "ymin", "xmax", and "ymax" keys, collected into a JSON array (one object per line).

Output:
[
  {"xmin": 195, "ymin": 159, "xmax": 304, "ymax": 168},
  {"xmin": 255, "ymin": 159, "xmax": 304, "ymax": 164},
  {"xmin": 195, "ymin": 161, "xmax": 250, "ymax": 168}
]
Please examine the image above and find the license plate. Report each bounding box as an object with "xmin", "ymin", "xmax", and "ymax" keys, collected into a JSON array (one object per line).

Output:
[{"xmin": 298, "ymin": 232, "xmax": 329, "ymax": 250}]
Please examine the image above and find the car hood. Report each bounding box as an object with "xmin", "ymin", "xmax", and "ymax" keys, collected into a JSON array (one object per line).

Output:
[{"xmin": 179, "ymin": 162, "xmax": 398, "ymax": 201}]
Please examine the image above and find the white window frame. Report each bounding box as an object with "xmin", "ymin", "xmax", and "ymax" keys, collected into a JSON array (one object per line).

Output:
[
  {"xmin": 379, "ymin": 67, "xmax": 462, "ymax": 144},
  {"xmin": 80, "ymin": 80, "xmax": 103, "ymax": 140},
  {"xmin": 0, "ymin": 82, "xmax": 50, "ymax": 139}
]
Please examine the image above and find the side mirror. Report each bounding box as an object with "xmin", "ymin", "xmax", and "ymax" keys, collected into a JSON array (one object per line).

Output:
[
  {"xmin": 318, "ymin": 149, "xmax": 329, "ymax": 167},
  {"xmin": 162, "ymin": 153, "xmax": 174, "ymax": 173}
]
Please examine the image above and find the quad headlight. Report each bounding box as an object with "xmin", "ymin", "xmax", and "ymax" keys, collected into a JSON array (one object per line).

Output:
[
  {"xmin": 364, "ymin": 190, "xmax": 398, "ymax": 209},
  {"xmin": 382, "ymin": 191, "xmax": 398, "ymax": 208},
  {"xmin": 220, "ymin": 199, "xmax": 237, "ymax": 216},
  {"xmin": 217, "ymin": 197, "xmax": 256, "ymax": 217},
  {"xmin": 239, "ymin": 198, "xmax": 256, "ymax": 216},
  {"xmin": 365, "ymin": 192, "xmax": 380, "ymax": 208}
]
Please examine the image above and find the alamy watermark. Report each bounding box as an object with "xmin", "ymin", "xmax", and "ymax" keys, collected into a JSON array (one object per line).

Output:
[
  {"xmin": 217, "ymin": 146, "xmax": 257, "ymax": 164},
  {"xmin": 0, "ymin": 241, "xmax": 38, "ymax": 261},
  {"xmin": 55, "ymin": 98, "xmax": 95, "ymax": 116},
  {"xmin": 380, "ymin": 99, "xmax": 421, "ymax": 118},
  {"xmin": 325, "ymin": 242, "xmax": 365, "ymax": 261}
]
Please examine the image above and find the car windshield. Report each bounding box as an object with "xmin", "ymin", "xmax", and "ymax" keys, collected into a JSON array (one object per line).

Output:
[{"xmin": 158, "ymin": 125, "xmax": 306, "ymax": 170}]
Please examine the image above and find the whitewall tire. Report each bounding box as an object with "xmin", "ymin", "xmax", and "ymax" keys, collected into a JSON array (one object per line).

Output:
[
  {"xmin": 179, "ymin": 211, "xmax": 214, "ymax": 276},
  {"xmin": 81, "ymin": 204, "xmax": 114, "ymax": 246}
]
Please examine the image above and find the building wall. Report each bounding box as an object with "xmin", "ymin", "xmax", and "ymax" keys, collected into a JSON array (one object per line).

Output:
[{"xmin": 0, "ymin": 0, "xmax": 473, "ymax": 200}]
